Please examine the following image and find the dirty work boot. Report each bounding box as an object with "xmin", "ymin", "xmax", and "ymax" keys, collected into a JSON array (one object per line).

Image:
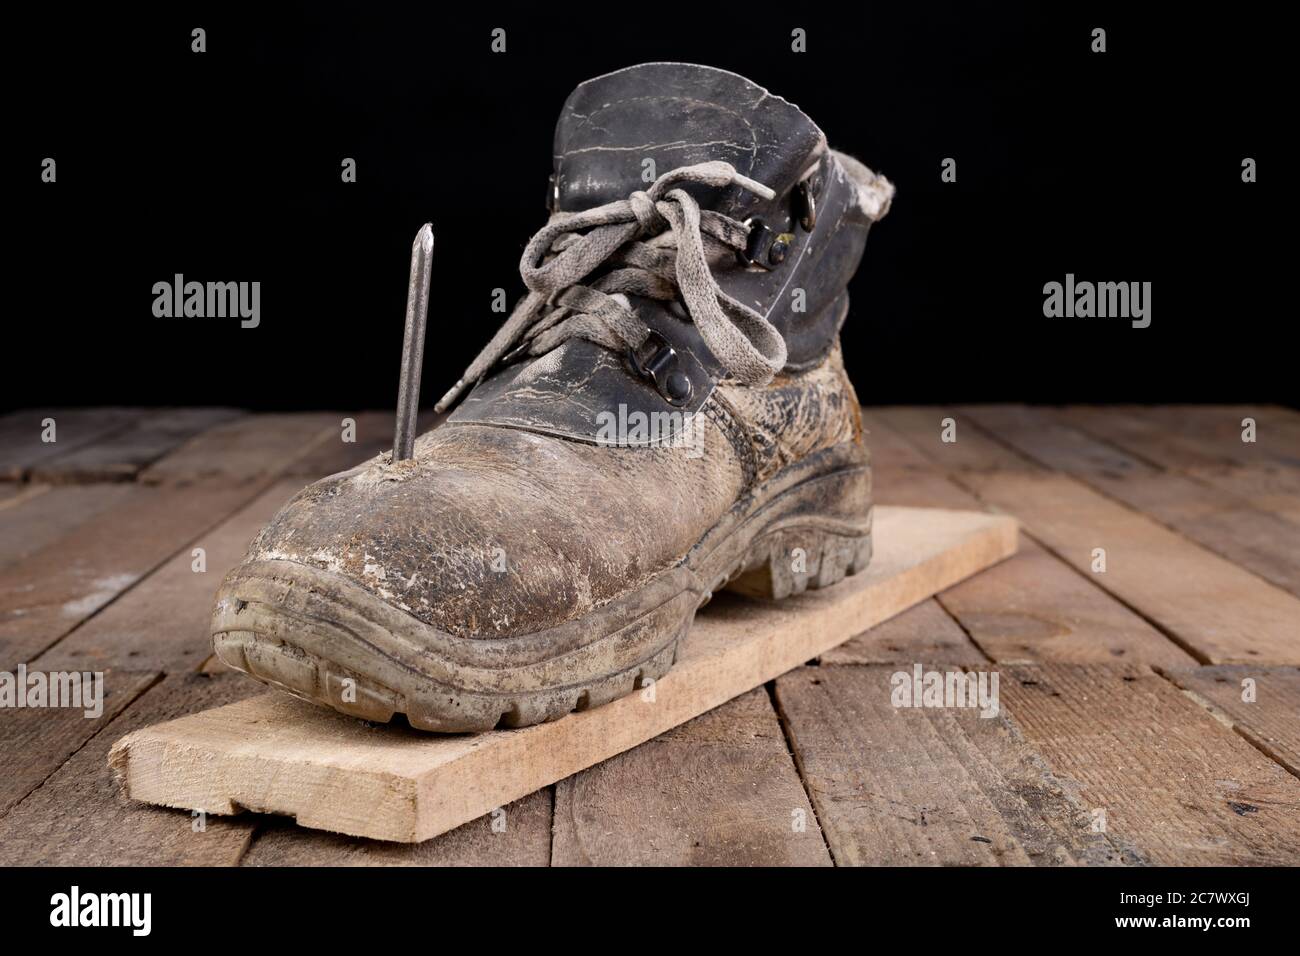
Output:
[{"xmin": 212, "ymin": 63, "xmax": 894, "ymax": 732}]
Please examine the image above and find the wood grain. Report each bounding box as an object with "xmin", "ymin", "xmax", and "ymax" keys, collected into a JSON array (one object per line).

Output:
[
  {"xmin": 0, "ymin": 415, "xmax": 340, "ymax": 670},
  {"xmin": 0, "ymin": 672, "xmax": 261, "ymax": 865},
  {"xmin": 551, "ymin": 689, "xmax": 831, "ymax": 865},
  {"xmin": 963, "ymin": 470, "xmax": 1300, "ymax": 664},
  {"xmin": 140, "ymin": 413, "xmax": 336, "ymax": 484},
  {"xmin": 999, "ymin": 664, "xmax": 1300, "ymax": 865},
  {"xmin": 0, "ymin": 484, "xmax": 135, "ymax": 571},
  {"xmin": 0, "ymin": 669, "xmax": 158, "ymax": 816},
  {"xmin": 863, "ymin": 408, "xmax": 1194, "ymax": 666},
  {"xmin": 775, "ymin": 664, "xmax": 1130, "ymax": 866},
  {"xmin": 242, "ymin": 790, "xmax": 554, "ymax": 866},
  {"xmin": 821, "ymin": 599, "xmax": 984, "ymax": 666},
  {"xmin": 34, "ymin": 480, "xmax": 305, "ymax": 673},
  {"xmin": 871, "ymin": 407, "xmax": 1300, "ymax": 665},
  {"xmin": 29, "ymin": 408, "xmax": 245, "ymax": 483},
  {"xmin": 963, "ymin": 404, "xmax": 1300, "ymax": 597},
  {"xmin": 937, "ymin": 535, "xmax": 1196, "ymax": 667},
  {"xmin": 1163, "ymin": 665, "xmax": 1300, "ymax": 777},
  {"xmin": 0, "ymin": 408, "xmax": 144, "ymax": 480}
]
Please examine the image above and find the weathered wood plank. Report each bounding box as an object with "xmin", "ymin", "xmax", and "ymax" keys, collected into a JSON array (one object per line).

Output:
[
  {"xmin": 35, "ymin": 480, "xmax": 306, "ymax": 673},
  {"xmin": 551, "ymin": 689, "xmax": 831, "ymax": 866},
  {"xmin": 821, "ymin": 599, "xmax": 985, "ymax": 666},
  {"xmin": 874, "ymin": 407, "xmax": 1300, "ymax": 665},
  {"xmin": 0, "ymin": 484, "xmax": 264, "ymax": 670},
  {"xmin": 963, "ymin": 404, "xmax": 1300, "ymax": 598},
  {"xmin": 242, "ymin": 790, "xmax": 553, "ymax": 866},
  {"xmin": 140, "ymin": 413, "xmax": 336, "ymax": 484},
  {"xmin": 109, "ymin": 506, "xmax": 1017, "ymax": 843},
  {"xmin": 0, "ymin": 484, "xmax": 47, "ymax": 510},
  {"xmin": 961, "ymin": 470, "xmax": 1300, "ymax": 664},
  {"xmin": 0, "ymin": 484, "xmax": 135, "ymax": 571},
  {"xmin": 1066, "ymin": 404, "xmax": 1300, "ymax": 470},
  {"xmin": 775, "ymin": 664, "xmax": 1131, "ymax": 866},
  {"xmin": 0, "ymin": 669, "xmax": 158, "ymax": 817},
  {"xmin": 0, "ymin": 672, "xmax": 260, "ymax": 865},
  {"xmin": 871, "ymin": 406, "xmax": 1032, "ymax": 473},
  {"xmin": 1163, "ymin": 665, "xmax": 1300, "ymax": 777},
  {"xmin": 999, "ymin": 664, "xmax": 1300, "ymax": 865},
  {"xmin": 863, "ymin": 408, "xmax": 1195, "ymax": 667},
  {"xmin": 1181, "ymin": 464, "xmax": 1300, "ymax": 525},
  {"xmin": 0, "ymin": 408, "xmax": 144, "ymax": 480},
  {"xmin": 0, "ymin": 416, "xmax": 339, "ymax": 670},
  {"xmin": 30, "ymin": 407, "xmax": 245, "ymax": 483},
  {"xmin": 938, "ymin": 535, "xmax": 1196, "ymax": 667}
]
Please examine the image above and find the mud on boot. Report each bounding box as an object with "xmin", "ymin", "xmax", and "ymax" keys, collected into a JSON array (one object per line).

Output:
[{"xmin": 212, "ymin": 63, "xmax": 894, "ymax": 732}]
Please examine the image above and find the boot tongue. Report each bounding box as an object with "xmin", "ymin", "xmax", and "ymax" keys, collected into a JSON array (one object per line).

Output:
[{"xmin": 553, "ymin": 63, "xmax": 826, "ymax": 218}]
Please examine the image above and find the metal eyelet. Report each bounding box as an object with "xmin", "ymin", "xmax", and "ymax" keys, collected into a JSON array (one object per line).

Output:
[
  {"xmin": 738, "ymin": 218, "xmax": 773, "ymax": 267},
  {"xmin": 796, "ymin": 180, "xmax": 817, "ymax": 231},
  {"xmin": 629, "ymin": 330, "xmax": 693, "ymax": 406}
]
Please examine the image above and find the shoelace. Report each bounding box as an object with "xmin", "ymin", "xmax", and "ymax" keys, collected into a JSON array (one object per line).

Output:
[{"xmin": 434, "ymin": 161, "xmax": 789, "ymax": 412}]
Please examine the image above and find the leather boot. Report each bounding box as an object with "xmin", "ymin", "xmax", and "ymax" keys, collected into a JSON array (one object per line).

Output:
[{"xmin": 212, "ymin": 63, "xmax": 894, "ymax": 731}]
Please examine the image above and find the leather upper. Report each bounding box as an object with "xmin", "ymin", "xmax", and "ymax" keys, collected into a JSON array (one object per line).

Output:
[{"xmin": 449, "ymin": 63, "xmax": 888, "ymax": 447}]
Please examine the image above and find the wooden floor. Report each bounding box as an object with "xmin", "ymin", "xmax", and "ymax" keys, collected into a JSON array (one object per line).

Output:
[{"xmin": 1, "ymin": 404, "xmax": 1298, "ymax": 866}]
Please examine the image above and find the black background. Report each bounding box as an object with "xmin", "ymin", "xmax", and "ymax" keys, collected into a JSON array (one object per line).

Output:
[{"xmin": 8, "ymin": 3, "xmax": 1286, "ymax": 411}]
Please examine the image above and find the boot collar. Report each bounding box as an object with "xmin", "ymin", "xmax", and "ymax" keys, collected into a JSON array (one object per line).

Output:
[{"xmin": 551, "ymin": 62, "xmax": 827, "ymax": 222}]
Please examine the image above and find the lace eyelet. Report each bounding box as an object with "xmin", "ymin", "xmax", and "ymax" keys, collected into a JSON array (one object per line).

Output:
[{"xmin": 629, "ymin": 330, "xmax": 693, "ymax": 406}]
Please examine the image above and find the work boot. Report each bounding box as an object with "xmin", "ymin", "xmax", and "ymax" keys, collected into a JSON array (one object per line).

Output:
[{"xmin": 212, "ymin": 63, "xmax": 894, "ymax": 731}]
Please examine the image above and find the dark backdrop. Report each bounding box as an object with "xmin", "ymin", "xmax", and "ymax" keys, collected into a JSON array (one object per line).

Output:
[{"xmin": 8, "ymin": 3, "xmax": 1286, "ymax": 410}]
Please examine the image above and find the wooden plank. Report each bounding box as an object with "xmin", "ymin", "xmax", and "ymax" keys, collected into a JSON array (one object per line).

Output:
[
  {"xmin": 242, "ymin": 790, "xmax": 553, "ymax": 866},
  {"xmin": 1163, "ymin": 665, "xmax": 1300, "ymax": 777},
  {"xmin": 140, "ymin": 413, "xmax": 336, "ymax": 484},
  {"xmin": 938, "ymin": 535, "xmax": 1196, "ymax": 667},
  {"xmin": 0, "ymin": 484, "xmax": 135, "ymax": 571},
  {"xmin": 1182, "ymin": 464, "xmax": 1300, "ymax": 525},
  {"xmin": 1067, "ymin": 404, "xmax": 1300, "ymax": 470},
  {"xmin": 0, "ymin": 484, "xmax": 259, "ymax": 670},
  {"xmin": 0, "ymin": 672, "xmax": 260, "ymax": 865},
  {"xmin": 551, "ymin": 689, "xmax": 831, "ymax": 866},
  {"xmin": 873, "ymin": 406, "xmax": 1300, "ymax": 665},
  {"xmin": 0, "ymin": 415, "xmax": 337, "ymax": 670},
  {"xmin": 999, "ymin": 664, "xmax": 1300, "ymax": 865},
  {"xmin": 30, "ymin": 407, "xmax": 245, "ymax": 483},
  {"xmin": 963, "ymin": 405, "xmax": 1300, "ymax": 598},
  {"xmin": 0, "ymin": 669, "xmax": 158, "ymax": 817},
  {"xmin": 871, "ymin": 406, "xmax": 1032, "ymax": 473},
  {"xmin": 0, "ymin": 483, "xmax": 47, "ymax": 510},
  {"xmin": 34, "ymin": 480, "xmax": 306, "ymax": 673},
  {"xmin": 774, "ymin": 664, "xmax": 1132, "ymax": 866},
  {"xmin": 109, "ymin": 506, "xmax": 1018, "ymax": 843},
  {"xmin": 863, "ymin": 408, "xmax": 1195, "ymax": 667},
  {"xmin": 0, "ymin": 408, "xmax": 144, "ymax": 480},
  {"xmin": 961, "ymin": 470, "xmax": 1300, "ymax": 664},
  {"xmin": 821, "ymin": 599, "xmax": 985, "ymax": 666}
]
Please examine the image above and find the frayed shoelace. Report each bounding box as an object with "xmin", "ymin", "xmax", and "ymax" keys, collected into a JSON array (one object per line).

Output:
[{"xmin": 435, "ymin": 161, "xmax": 788, "ymax": 412}]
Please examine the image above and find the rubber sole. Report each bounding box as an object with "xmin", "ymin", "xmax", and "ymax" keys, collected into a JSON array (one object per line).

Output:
[{"xmin": 212, "ymin": 445, "xmax": 872, "ymax": 732}]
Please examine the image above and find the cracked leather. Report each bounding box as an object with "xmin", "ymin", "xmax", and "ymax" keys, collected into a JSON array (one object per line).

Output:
[
  {"xmin": 448, "ymin": 63, "xmax": 878, "ymax": 444},
  {"xmin": 229, "ymin": 64, "xmax": 887, "ymax": 642},
  {"xmin": 244, "ymin": 344, "xmax": 861, "ymax": 640}
]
